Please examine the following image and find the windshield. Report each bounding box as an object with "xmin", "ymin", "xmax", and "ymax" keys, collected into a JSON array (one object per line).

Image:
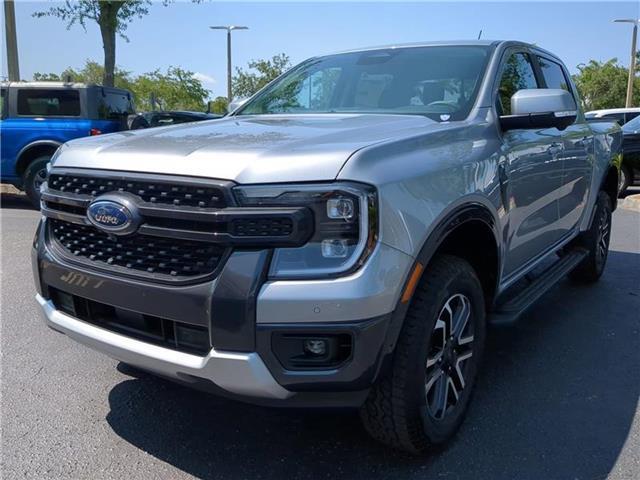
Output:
[
  {"xmin": 238, "ymin": 45, "xmax": 491, "ymax": 121},
  {"xmin": 622, "ymin": 114, "xmax": 640, "ymax": 134}
]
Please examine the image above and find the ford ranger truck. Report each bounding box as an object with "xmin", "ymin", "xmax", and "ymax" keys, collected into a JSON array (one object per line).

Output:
[{"xmin": 32, "ymin": 41, "xmax": 621, "ymax": 453}]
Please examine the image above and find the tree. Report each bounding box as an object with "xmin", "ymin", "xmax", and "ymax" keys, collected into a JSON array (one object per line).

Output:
[
  {"xmin": 573, "ymin": 54, "xmax": 640, "ymax": 111},
  {"xmin": 132, "ymin": 67, "xmax": 210, "ymax": 111},
  {"xmin": 33, "ymin": 1, "xmax": 177, "ymax": 87},
  {"xmin": 232, "ymin": 53, "xmax": 291, "ymax": 98},
  {"xmin": 209, "ymin": 96, "xmax": 229, "ymax": 114},
  {"xmin": 35, "ymin": 60, "xmax": 133, "ymax": 89},
  {"xmin": 33, "ymin": 60, "xmax": 209, "ymax": 112},
  {"xmin": 33, "ymin": 72, "xmax": 62, "ymax": 82}
]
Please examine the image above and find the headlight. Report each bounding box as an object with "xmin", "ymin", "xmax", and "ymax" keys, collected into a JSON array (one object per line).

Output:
[{"xmin": 233, "ymin": 182, "xmax": 377, "ymax": 279}]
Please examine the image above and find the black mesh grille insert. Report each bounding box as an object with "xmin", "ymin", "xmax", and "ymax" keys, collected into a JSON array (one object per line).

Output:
[
  {"xmin": 49, "ymin": 219, "xmax": 225, "ymax": 280},
  {"xmin": 49, "ymin": 288, "xmax": 210, "ymax": 356},
  {"xmin": 231, "ymin": 217, "xmax": 294, "ymax": 237},
  {"xmin": 47, "ymin": 173, "xmax": 227, "ymax": 209}
]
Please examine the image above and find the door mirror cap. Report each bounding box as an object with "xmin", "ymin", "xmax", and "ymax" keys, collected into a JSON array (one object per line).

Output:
[{"xmin": 500, "ymin": 89, "xmax": 578, "ymax": 131}]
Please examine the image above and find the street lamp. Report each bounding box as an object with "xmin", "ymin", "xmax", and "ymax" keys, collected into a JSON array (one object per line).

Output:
[
  {"xmin": 209, "ymin": 25, "xmax": 249, "ymax": 104},
  {"xmin": 613, "ymin": 18, "xmax": 639, "ymax": 108}
]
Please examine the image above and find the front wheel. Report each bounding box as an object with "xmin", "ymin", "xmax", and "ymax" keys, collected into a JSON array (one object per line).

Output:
[
  {"xmin": 23, "ymin": 156, "xmax": 50, "ymax": 209},
  {"xmin": 360, "ymin": 255, "xmax": 486, "ymax": 453}
]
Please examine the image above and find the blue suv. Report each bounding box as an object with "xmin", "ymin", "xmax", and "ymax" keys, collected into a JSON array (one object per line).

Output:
[{"xmin": 1, "ymin": 82, "xmax": 134, "ymax": 206}]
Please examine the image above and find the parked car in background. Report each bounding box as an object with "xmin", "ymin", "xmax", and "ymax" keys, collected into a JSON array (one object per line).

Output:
[
  {"xmin": 34, "ymin": 41, "xmax": 621, "ymax": 454},
  {"xmin": 585, "ymin": 107, "xmax": 640, "ymax": 126},
  {"xmin": 0, "ymin": 82, "xmax": 134, "ymax": 206},
  {"xmin": 142, "ymin": 110, "xmax": 222, "ymax": 128},
  {"xmin": 619, "ymin": 114, "xmax": 640, "ymax": 195}
]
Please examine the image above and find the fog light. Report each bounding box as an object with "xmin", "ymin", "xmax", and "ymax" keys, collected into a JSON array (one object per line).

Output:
[
  {"xmin": 327, "ymin": 197, "xmax": 354, "ymax": 220},
  {"xmin": 303, "ymin": 338, "xmax": 327, "ymax": 356},
  {"xmin": 321, "ymin": 238, "xmax": 349, "ymax": 258}
]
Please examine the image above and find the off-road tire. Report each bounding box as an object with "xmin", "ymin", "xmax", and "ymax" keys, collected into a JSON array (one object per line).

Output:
[
  {"xmin": 360, "ymin": 255, "xmax": 486, "ymax": 454},
  {"xmin": 569, "ymin": 191, "xmax": 612, "ymax": 283}
]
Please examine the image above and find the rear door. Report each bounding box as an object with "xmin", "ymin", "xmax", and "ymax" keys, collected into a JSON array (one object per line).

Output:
[
  {"xmin": 496, "ymin": 49, "xmax": 567, "ymax": 278},
  {"xmin": 535, "ymin": 54, "xmax": 592, "ymax": 235}
]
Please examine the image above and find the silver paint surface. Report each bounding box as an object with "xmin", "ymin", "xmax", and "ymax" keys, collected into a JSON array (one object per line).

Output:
[{"xmin": 50, "ymin": 41, "xmax": 621, "ymax": 325}]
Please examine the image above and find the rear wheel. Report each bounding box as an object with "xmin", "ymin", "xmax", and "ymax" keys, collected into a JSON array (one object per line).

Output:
[
  {"xmin": 23, "ymin": 155, "xmax": 50, "ymax": 209},
  {"xmin": 569, "ymin": 191, "xmax": 612, "ymax": 283},
  {"xmin": 360, "ymin": 255, "xmax": 486, "ymax": 453}
]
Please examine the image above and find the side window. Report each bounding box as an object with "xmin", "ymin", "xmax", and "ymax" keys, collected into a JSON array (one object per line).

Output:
[
  {"xmin": 537, "ymin": 57, "xmax": 570, "ymax": 91},
  {"xmin": 497, "ymin": 52, "xmax": 539, "ymax": 115},
  {"xmin": 0, "ymin": 88, "xmax": 6, "ymax": 119},
  {"xmin": 17, "ymin": 89, "xmax": 81, "ymax": 116}
]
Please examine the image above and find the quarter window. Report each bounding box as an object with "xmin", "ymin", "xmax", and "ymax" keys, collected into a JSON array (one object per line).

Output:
[
  {"xmin": 497, "ymin": 52, "xmax": 539, "ymax": 115},
  {"xmin": 17, "ymin": 89, "xmax": 81, "ymax": 116}
]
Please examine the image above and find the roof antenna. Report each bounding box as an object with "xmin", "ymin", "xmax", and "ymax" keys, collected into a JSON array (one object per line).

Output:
[{"xmin": 477, "ymin": 29, "xmax": 483, "ymax": 40}]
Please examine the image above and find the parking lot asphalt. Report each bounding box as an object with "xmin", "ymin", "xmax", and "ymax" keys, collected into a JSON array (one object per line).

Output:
[{"xmin": 1, "ymin": 191, "xmax": 639, "ymax": 480}]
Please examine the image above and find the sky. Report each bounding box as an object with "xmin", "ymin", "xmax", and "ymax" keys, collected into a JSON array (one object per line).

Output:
[{"xmin": 2, "ymin": 0, "xmax": 639, "ymax": 99}]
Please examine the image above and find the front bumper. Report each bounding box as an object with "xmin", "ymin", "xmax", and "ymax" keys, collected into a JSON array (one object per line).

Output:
[
  {"xmin": 33, "ymin": 218, "xmax": 413, "ymax": 406},
  {"xmin": 37, "ymin": 294, "xmax": 291, "ymax": 400}
]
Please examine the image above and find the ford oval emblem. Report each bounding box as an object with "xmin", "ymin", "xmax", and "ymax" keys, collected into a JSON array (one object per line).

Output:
[{"xmin": 87, "ymin": 197, "xmax": 138, "ymax": 234}]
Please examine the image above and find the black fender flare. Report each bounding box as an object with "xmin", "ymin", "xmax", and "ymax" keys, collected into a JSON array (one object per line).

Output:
[{"xmin": 378, "ymin": 202, "xmax": 502, "ymax": 365}]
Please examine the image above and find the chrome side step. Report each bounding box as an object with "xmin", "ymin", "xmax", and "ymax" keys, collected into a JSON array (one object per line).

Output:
[{"xmin": 489, "ymin": 248, "xmax": 588, "ymax": 326}]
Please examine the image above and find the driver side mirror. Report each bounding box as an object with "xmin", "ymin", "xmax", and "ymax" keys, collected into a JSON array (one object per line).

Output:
[{"xmin": 500, "ymin": 89, "xmax": 577, "ymax": 132}]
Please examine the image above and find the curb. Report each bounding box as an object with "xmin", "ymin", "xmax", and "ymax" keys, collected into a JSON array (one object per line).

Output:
[
  {"xmin": 1, "ymin": 184, "xmax": 23, "ymax": 195},
  {"xmin": 620, "ymin": 194, "xmax": 640, "ymax": 213}
]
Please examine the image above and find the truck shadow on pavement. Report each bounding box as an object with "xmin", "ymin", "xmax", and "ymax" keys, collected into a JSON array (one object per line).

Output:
[
  {"xmin": 0, "ymin": 192, "xmax": 34, "ymax": 210},
  {"xmin": 106, "ymin": 250, "xmax": 640, "ymax": 480}
]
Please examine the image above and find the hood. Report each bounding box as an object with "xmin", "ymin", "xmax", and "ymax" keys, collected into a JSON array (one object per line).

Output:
[{"xmin": 56, "ymin": 114, "xmax": 437, "ymax": 183}]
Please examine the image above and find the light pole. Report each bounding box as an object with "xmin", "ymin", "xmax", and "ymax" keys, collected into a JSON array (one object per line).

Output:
[
  {"xmin": 614, "ymin": 18, "xmax": 639, "ymax": 108},
  {"xmin": 209, "ymin": 25, "xmax": 248, "ymax": 104}
]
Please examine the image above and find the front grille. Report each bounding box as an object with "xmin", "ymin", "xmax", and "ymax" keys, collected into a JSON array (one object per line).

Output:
[
  {"xmin": 50, "ymin": 288, "xmax": 210, "ymax": 356},
  {"xmin": 49, "ymin": 219, "xmax": 225, "ymax": 280},
  {"xmin": 231, "ymin": 217, "xmax": 294, "ymax": 237},
  {"xmin": 48, "ymin": 173, "xmax": 227, "ymax": 209}
]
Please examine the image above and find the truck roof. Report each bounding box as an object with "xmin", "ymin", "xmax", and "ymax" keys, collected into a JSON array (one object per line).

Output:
[
  {"xmin": 330, "ymin": 40, "xmax": 560, "ymax": 62},
  {"xmin": 0, "ymin": 81, "xmax": 130, "ymax": 93}
]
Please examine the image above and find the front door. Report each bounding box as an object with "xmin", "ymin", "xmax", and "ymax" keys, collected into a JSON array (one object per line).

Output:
[{"xmin": 496, "ymin": 50, "xmax": 567, "ymax": 278}]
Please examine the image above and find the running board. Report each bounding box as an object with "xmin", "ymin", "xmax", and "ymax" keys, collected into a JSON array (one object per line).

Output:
[{"xmin": 488, "ymin": 248, "xmax": 588, "ymax": 326}]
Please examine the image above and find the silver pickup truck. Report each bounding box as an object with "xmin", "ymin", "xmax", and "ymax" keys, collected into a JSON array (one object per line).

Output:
[{"xmin": 33, "ymin": 40, "xmax": 621, "ymax": 453}]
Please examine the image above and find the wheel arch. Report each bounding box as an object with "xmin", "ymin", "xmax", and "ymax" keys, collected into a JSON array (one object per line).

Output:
[
  {"xmin": 380, "ymin": 202, "xmax": 502, "ymax": 359},
  {"xmin": 15, "ymin": 140, "xmax": 61, "ymax": 179}
]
